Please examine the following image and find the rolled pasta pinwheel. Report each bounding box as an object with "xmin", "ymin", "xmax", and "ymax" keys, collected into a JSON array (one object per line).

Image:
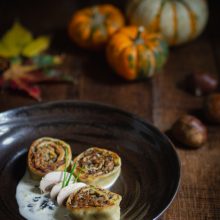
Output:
[
  {"xmin": 73, "ymin": 147, "xmax": 121, "ymax": 188},
  {"xmin": 66, "ymin": 185, "xmax": 122, "ymax": 220},
  {"xmin": 28, "ymin": 137, "xmax": 72, "ymax": 180}
]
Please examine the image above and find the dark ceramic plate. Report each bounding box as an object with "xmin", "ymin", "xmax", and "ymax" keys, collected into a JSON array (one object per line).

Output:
[{"xmin": 0, "ymin": 101, "xmax": 180, "ymax": 220}]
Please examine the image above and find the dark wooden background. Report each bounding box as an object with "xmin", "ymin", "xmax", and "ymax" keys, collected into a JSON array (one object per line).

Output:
[{"xmin": 0, "ymin": 0, "xmax": 220, "ymax": 219}]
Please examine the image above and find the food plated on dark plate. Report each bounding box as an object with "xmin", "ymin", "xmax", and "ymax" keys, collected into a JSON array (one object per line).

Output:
[{"xmin": 0, "ymin": 101, "xmax": 180, "ymax": 220}]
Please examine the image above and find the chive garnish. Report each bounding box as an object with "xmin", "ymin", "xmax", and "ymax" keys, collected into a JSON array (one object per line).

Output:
[
  {"xmin": 62, "ymin": 147, "xmax": 68, "ymax": 188},
  {"xmin": 65, "ymin": 162, "xmax": 77, "ymax": 187},
  {"xmin": 61, "ymin": 147, "xmax": 83, "ymax": 187}
]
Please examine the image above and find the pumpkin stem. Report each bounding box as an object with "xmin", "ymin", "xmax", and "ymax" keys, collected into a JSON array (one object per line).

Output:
[
  {"xmin": 91, "ymin": 6, "xmax": 105, "ymax": 26},
  {"xmin": 134, "ymin": 26, "xmax": 145, "ymax": 44}
]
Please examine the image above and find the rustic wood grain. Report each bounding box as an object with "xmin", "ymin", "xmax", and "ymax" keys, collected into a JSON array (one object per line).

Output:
[
  {"xmin": 0, "ymin": 0, "xmax": 219, "ymax": 219},
  {"xmin": 154, "ymin": 1, "xmax": 220, "ymax": 218}
]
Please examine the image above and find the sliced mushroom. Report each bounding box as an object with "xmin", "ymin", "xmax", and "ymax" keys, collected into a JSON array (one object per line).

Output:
[
  {"xmin": 50, "ymin": 182, "xmax": 62, "ymax": 200},
  {"xmin": 57, "ymin": 182, "xmax": 86, "ymax": 206},
  {"xmin": 40, "ymin": 171, "xmax": 74, "ymax": 193}
]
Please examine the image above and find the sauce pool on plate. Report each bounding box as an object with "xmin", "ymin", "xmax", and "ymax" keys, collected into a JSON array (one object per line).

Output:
[{"xmin": 16, "ymin": 171, "xmax": 71, "ymax": 220}]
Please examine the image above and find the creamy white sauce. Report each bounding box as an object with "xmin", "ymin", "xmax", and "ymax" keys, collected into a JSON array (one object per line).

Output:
[{"xmin": 16, "ymin": 171, "xmax": 72, "ymax": 220}]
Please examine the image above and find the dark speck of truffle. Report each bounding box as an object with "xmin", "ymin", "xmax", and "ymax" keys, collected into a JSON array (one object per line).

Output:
[
  {"xmin": 48, "ymin": 205, "xmax": 55, "ymax": 210},
  {"xmin": 33, "ymin": 196, "xmax": 41, "ymax": 202},
  {"xmin": 40, "ymin": 200, "xmax": 49, "ymax": 209}
]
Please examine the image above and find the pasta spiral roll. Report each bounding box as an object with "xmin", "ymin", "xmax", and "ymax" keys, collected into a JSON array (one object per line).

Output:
[
  {"xmin": 66, "ymin": 185, "xmax": 122, "ymax": 220},
  {"xmin": 73, "ymin": 147, "xmax": 121, "ymax": 188},
  {"xmin": 28, "ymin": 137, "xmax": 72, "ymax": 180}
]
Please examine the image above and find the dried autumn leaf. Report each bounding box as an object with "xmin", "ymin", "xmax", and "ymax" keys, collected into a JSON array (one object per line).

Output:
[
  {"xmin": 0, "ymin": 55, "xmax": 73, "ymax": 101},
  {"xmin": 10, "ymin": 56, "xmax": 22, "ymax": 65},
  {"xmin": 11, "ymin": 78, "xmax": 42, "ymax": 101},
  {"xmin": 22, "ymin": 36, "xmax": 50, "ymax": 57},
  {"xmin": 0, "ymin": 42, "xmax": 20, "ymax": 58},
  {"xmin": 31, "ymin": 55, "xmax": 63, "ymax": 68},
  {"xmin": 0, "ymin": 57, "xmax": 10, "ymax": 74},
  {"xmin": 0, "ymin": 22, "xmax": 33, "ymax": 57}
]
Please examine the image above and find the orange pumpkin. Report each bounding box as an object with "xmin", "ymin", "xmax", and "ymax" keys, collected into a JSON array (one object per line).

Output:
[
  {"xmin": 68, "ymin": 4, "xmax": 125, "ymax": 50},
  {"xmin": 106, "ymin": 26, "xmax": 169, "ymax": 80}
]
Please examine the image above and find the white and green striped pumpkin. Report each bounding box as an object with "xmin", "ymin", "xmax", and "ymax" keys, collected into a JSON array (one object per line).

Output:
[{"xmin": 126, "ymin": 0, "xmax": 209, "ymax": 46}]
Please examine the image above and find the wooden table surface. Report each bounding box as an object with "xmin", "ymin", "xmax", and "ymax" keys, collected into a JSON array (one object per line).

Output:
[{"xmin": 0, "ymin": 0, "xmax": 220, "ymax": 219}]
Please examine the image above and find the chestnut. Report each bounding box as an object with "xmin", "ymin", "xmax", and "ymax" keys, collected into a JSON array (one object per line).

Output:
[
  {"xmin": 171, "ymin": 114, "xmax": 207, "ymax": 148},
  {"xmin": 204, "ymin": 93, "xmax": 220, "ymax": 123},
  {"xmin": 186, "ymin": 72, "xmax": 218, "ymax": 96}
]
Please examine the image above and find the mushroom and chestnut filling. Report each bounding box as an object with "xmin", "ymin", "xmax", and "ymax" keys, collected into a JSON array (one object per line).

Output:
[
  {"xmin": 66, "ymin": 186, "xmax": 116, "ymax": 208},
  {"xmin": 77, "ymin": 148, "xmax": 119, "ymax": 177},
  {"xmin": 28, "ymin": 137, "xmax": 72, "ymax": 178},
  {"xmin": 30, "ymin": 143, "xmax": 64, "ymax": 174}
]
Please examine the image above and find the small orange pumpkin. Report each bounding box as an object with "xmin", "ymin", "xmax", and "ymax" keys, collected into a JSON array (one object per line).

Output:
[
  {"xmin": 106, "ymin": 26, "xmax": 169, "ymax": 80},
  {"xmin": 68, "ymin": 4, "xmax": 125, "ymax": 50}
]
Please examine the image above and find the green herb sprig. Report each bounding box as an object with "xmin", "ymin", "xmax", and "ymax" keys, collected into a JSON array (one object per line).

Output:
[
  {"xmin": 62, "ymin": 148, "xmax": 84, "ymax": 188},
  {"xmin": 62, "ymin": 147, "xmax": 68, "ymax": 188},
  {"xmin": 65, "ymin": 162, "xmax": 77, "ymax": 187}
]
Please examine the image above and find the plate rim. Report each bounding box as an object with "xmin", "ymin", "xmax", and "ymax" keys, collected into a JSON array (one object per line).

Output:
[{"xmin": 0, "ymin": 100, "xmax": 181, "ymax": 220}]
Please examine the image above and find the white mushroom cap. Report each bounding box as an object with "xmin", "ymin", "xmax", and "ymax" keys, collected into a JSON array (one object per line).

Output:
[
  {"xmin": 40, "ymin": 171, "xmax": 74, "ymax": 193},
  {"xmin": 50, "ymin": 182, "xmax": 62, "ymax": 200},
  {"xmin": 57, "ymin": 182, "xmax": 86, "ymax": 206}
]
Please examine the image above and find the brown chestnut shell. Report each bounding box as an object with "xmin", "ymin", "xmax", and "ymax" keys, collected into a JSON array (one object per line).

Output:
[
  {"xmin": 171, "ymin": 114, "xmax": 207, "ymax": 148},
  {"xmin": 204, "ymin": 93, "xmax": 220, "ymax": 123}
]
